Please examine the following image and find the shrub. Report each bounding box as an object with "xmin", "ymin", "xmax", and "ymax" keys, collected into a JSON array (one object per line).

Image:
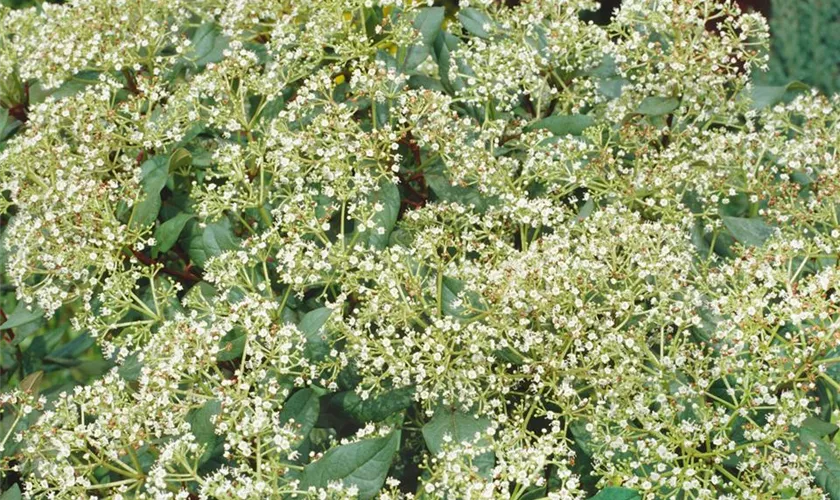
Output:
[
  {"xmin": 1, "ymin": 0, "xmax": 839, "ymax": 498},
  {"xmin": 760, "ymin": 0, "xmax": 840, "ymax": 95}
]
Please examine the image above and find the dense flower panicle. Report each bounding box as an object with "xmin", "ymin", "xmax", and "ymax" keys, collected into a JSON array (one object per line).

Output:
[{"xmin": 1, "ymin": 0, "xmax": 840, "ymax": 499}]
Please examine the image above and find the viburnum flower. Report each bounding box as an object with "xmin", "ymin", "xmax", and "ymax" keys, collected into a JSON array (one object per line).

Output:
[{"xmin": 1, "ymin": 0, "xmax": 839, "ymax": 499}]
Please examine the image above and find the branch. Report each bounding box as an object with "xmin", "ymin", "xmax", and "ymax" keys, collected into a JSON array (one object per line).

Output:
[{"xmin": 130, "ymin": 249, "xmax": 202, "ymax": 283}]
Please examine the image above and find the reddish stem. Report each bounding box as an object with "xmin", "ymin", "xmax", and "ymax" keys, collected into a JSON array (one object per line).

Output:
[{"xmin": 130, "ymin": 249, "xmax": 202, "ymax": 283}]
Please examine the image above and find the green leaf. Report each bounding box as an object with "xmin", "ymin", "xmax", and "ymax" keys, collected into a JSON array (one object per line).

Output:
[
  {"xmin": 413, "ymin": 7, "xmax": 445, "ymax": 45},
  {"xmin": 118, "ymin": 353, "xmax": 143, "ymax": 381},
  {"xmin": 356, "ymin": 180, "xmax": 400, "ymax": 250},
  {"xmin": 187, "ymin": 399, "xmax": 223, "ymax": 464},
  {"xmin": 801, "ymin": 417, "xmax": 839, "ymax": 438},
  {"xmin": 187, "ymin": 218, "xmax": 240, "ymax": 267},
  {"xmin": 635, "ymin": 96, "xmax": 679, "ymax": 116},
  {"xmin": 577, "ymin": 199, "xmax": 596, "ymax": 220},
  {"xmin": 39, "ymin": 71, "xmax": 101, "ymax": 102},
  {"xmin": 279, "ymin": 388, "xmax": 324, "ymax": 439},
  {"xmin": 598, "ymin": 77, "xmax": 627, "ymax": 99},
  {"xmin": 432, "ymin": 31, "xmax": 461, "ymax": 93},
  {"xmin": 422, "ymin": 407, "xmax": 494, "ymax": 476},
  {"xmin": 301, "ymin": 431, "xmax": 400, "ymax": 499},
  {"xmin": 591, "ymin": 487, "xmax": 642, "ymax": 500},
  {"xmin": 188, "ymin": 23, "xmax": 229, "ymax": 67},
  {"xmin": 422, "ymin": 408, "xmax": 490, "ymax": 455},
  {"xmin": 408, "ymin": 74, "xmax": 445, "ymax": 92},
  {"xmin": 47, "ymin": 332, "xmax": 94, "ymax": 361},
  {"xmin": 569, "ymin": 419, "xmax": 595, "ymax": 457},
  {"xmin": 721, "ymin": 216, "xmax": 775, "ymax": 247},
  {"xmin": 188, "ymin": 399, "xmax": 221, "ymax": 446},
  {"xmin": 524, "ymin": 114, "xmax": 594, "ymax": 136},
  {"xmin": 441, "ymin": 276, "xmax": 486, "ymax": 319},
  {"xmin": 0, "ymin": 303, "xmax": 44, "ymax": 330},
  {"xmin": 0, "ymin": 484, "xmax": 21, "ymax": 500},
  {"xmin": 799, "ymin": 428, "xmax": 840, "ymax": 498},
  {"xmin": 168, "ymin": 148, "xmax": 192, "ymax": 174},
  {"xmin": 425, "ymin": 160, "xmax": 494, "ymax": 212},
  {"xmin": 332, "ymin": 386, "xmax": 415, "ymax": 423},
  {"xmin": 154, "ymin": 213, "xmax": 195, "ymax": 253},
  {"xmin": 131, "ymin": 156, "xmax": 169, "ymax": 229},
  {"xmin": 403, "ymin": 45, "xmax": 430, "ymax": 72},
  {"xmin": 216, "ymin": 329, "xmax": 246, "ymax": 361},
  {"xmin": 0, "ymin": 108, "xmax": 10, "ymax": 141},
  {"xmin": 19, "ymin": 370, "xmax": 44, "ymax": 394},
  {"xmin": 459, "ymin": 8, "xmax": 492, "ymax": 38},
  {"xmin": 299, "ymin": 307, "xmax": 333, "ymax": 361},
  {"xmin": 0, "ymin": 409, "xmax": 29, "ymax": 459},
  {"xmin": 749, "ymin": 81, "xmax": 809, "ymax": 111}
]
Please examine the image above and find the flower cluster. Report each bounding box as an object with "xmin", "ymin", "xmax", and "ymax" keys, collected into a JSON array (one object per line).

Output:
[{"xmin": 2, "ymin": 0, "xmax": 840, "ymax": 499}]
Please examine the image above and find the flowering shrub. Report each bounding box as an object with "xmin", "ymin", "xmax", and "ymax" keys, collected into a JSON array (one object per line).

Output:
[{"xmin": 1, "ymin": 0, "xmax": 840, "ymax": 498}]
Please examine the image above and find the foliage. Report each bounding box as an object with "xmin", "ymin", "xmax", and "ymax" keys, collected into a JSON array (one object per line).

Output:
[
  {"xmin": 0, "ymin": 0, "xmax": 839, "ymax": 498},
  {"xmin": 760, "ymin": 0, "xmax": 840, "ymax": 95}
]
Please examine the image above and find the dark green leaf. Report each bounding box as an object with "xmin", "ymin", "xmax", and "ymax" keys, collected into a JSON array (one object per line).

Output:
[
  {"xmin": 426, "ymin": 161, "xmax": 493, "ymax": 212},
  {"xmin": 299, "ymin": 307, "xmax": 333, "ymax": 361},
  {"xmin": 432, "ymin": 31, "xmax": 461, "ymax": 93},
  {"xmin": 72, "ymin": 360, "xmax": 113, "ymax": 378},
  {"xmin": 368, "ymin": 181, "xmax": 400, "ymax": 249},
  {"xmin": 403, "ymin": 45, "xmax": 430, "ymax": 71},
  {"xmin": 0, "ymin": 303, "xmax": 44, "ymax": 331},
  {"xmin": 131, "ymin": 156, "xmax": 169, "ymax": 229},
  {"xmin": 0, "ymin": 484, "xmax": 21, "ymax": 500},
  {"xmin": 189, "ymin": 23, "xmax": 229, "ymax": 67},
  {"xmin": 635, "ymin": 96, "xmax": 679, "ymax": 116},
  {"xmin": 0, "ymin": 108, "xmax": 10, "ymax": 141},
  {"xmin": 441, "ymin": 276, "xmax": 485, "ymax": 319},
  {"xmin": 216, "ymin": 330, "xmax": 246, "ymax": 361},
  {"xmin": 459, "ymin": 8, "xmax": 492, "ymax": 38},
  {"xmin": 799, "ymin": 429, "xmax": 840, "ymax": 498},
  {"xmin": 0, "ymin": 408, "xmax": 31, "ymax": 459},
  {"xmin": 801, "ymin": 417, "xmax": 839, "ymax": 438},
  {"xmin": 118, "ymin": 353, "xmax": 143, "ymax": 381},
  {"xmin": 187, "ymin": 218, "xmax": 240, "ymax": 267},
  {"xmin": 750, "ymin": 81, "xmax": 809, "ymax": 111},
  {"xmin": 356, "ymin": 180, "xmax": 400, "ymax": 250},
  {"xmin": 721, "ymin": 216, "xmax": 775, "ymax": 247},
  {"xmin": 168, "ymin": 148, "xmax": 192, "ymax": 173},
  {"xmin": 40, "ymin": 71, "xmax": 101, "ymax": 102},
  {"xmin": 154, "ymin": 213, "xmax": 195, "ymax": 253},
  {"xmin": 47, "ymin": 332, "xmax": 94, "ymax": 361},
  {"xmin": 413, "ymin": 7, "xmax": 445, "ymax": 45},
  {"xmin": 188, "ymin": 399, "xmax": 223, "ymax": 464},
  {"xmin": 598, "ymin": 77, "xmax": 627, "ymax": 99},
  {"xmin": 279, "ymin": 388, "xmax": 324, "ymax": 439},
  {"xmin": 188, "ymin": 399, "xmax": 221, "ymax": 446},
  {"xmin": 577, "ymin": 199, "xmax": 595, "ymax": 220},
  {"xmin": 408, "ymin": 74, "xmax": 446, "ymax": 92},
  {"xmin": 525, "ymin": 114, "xmax": 594, "ymax": 136},
  {"xmin": 332, "ymin": 386, "xmax": 415, "ymax": 423},
  {"xmin": 570, "ymin": 420, "xmax": 595, "ymax": 457},
  {"xmin": 422, "ymin": 407, "xmax": 493, "ymax": 476},
  {"xmin": 422, "ymin": 408, "xmax": 490, "ymax": 455},
  {"xmin": 301, "ymin": 431, "xmax": 400, "ymax": 499},
  {"xmin": 591, "ymin": 487, "xmax": 642, "ymax": 500}
]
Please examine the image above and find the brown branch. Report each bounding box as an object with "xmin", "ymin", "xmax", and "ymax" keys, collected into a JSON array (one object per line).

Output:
[
  {"xmin": 399, "ymin": 131, "xmax": 422, "ymax": 166},
  {"xmin": 6, "ymin": 82, "xmax": 29, "ymax": 123},
  {"xmin": 130, "ymin": 249, "xmax": 202, "ymax": 283},
  {"xmin": 0, "ymin": 307, "xmax": 13, "ymax": 343},
  {"xmin": 122, "ymin": 68, "xmax": 141, "ymax": 96}
]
